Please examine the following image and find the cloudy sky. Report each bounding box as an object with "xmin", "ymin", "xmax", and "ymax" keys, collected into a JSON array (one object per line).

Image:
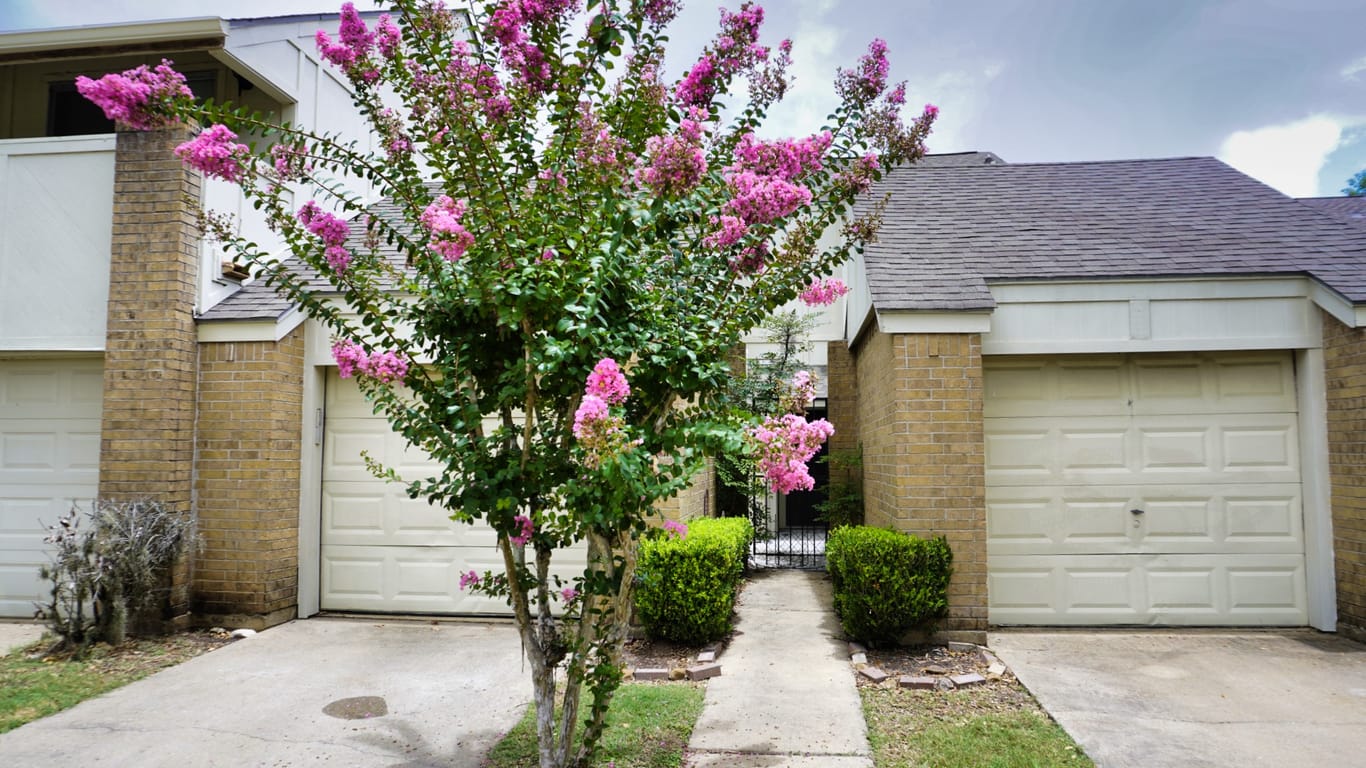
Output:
[{"xmin": 2, "ymin": 0, "xmax": 1363, "ymax": 197}]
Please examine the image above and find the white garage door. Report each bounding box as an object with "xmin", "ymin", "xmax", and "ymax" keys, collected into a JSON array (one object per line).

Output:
[
  {"xmin": 0, "ymin": 358, "xmax": 103, "ymax": 617},
  {"xmin": 320, "ymin": 371, "xmax": 582, "ymax": 615},
  {"xmin": 985, "ymin": 352, "xmax": 1307, "ymax": 626}
]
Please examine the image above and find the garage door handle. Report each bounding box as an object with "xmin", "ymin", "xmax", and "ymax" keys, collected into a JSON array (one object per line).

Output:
[{"xmin": 1130, "ymin": 508, "xmax": 1144, "ymax": 515}]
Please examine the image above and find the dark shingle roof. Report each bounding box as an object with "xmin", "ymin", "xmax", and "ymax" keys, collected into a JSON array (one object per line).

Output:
[
  {"xmin": 1299, "ymin": 195, "xmax": 1366, "ymax": 227},
  {"xmin": 862, "ymin": 156, "xmax": 1366, "ymax": 311}
]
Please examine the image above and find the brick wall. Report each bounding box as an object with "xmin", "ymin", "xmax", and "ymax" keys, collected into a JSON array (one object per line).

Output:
[
  {"xmin": 826, "ymin": 341, "xmax": 860, "ymax": 491},
  {"xmin": 852, "ymin": 327, "xmax": 987, "ymax": 633},
  {"xmin": 655, "ymin": 460, "xmax": 714, "ymax": 522},
  {"xmin": 1323, "ymin": 310, "xmax": 1366, "ymax": 640},
  {"xmin": 97, "ymin": 127, "xmax": 202, "ymax": 622},
  {"xmin": 194, "ymin": 329, "xmax": 305, "ymax": 628}
]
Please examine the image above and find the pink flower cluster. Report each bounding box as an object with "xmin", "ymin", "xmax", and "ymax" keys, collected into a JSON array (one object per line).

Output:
[
  {"xmin": 585, "ymin": 358, "xmax": 630, "ymax": 404},
  {"xmin": 575, "ymin": 105, "xmax": 631, "ymax": 171},
  {"xmin": 674, "ymin": 54, "xmax": 718, "ymax": 108},
  {"xmin": 446, "ymin": 41, "xmax": 512, "ymax": 122},
  {"xmin": 675, "ymin": 3, "xmax": 767, "ymax": 108},
  {"xmin": 783, "ymin": 370, "xmax": 816, "ymax": 413},
  {"xmin": 838, "ymin": 153, "xmax": 880, "ymax": 194},
  {"xmin": 573, "ymin": 357, "xmax": 632, "ymax": 468},
  {"xmin": 316, "ymin": 4, "xmax": 393, "ymax": 83},
  {"xmin": 419, "ymin": 196, "xmax": 476, "ymax": 261},
  {"xmin": 636, "ymin": 118, "xmax": 707, "ymax": 197},
  {"xmin": 732, "ymin": 131, "xmax": 831, "ymax": 180},
  {"xmin": 836, "ymin": 38, "xmax": 891, "ymax": 105},
  {"xmin": 722, "ymin": 172, "xmax": 811, "ymax": 227},
  {"xmin": 573, "ymin": 395, "xmax": 612, "ymax": 438},
  {"xmin": 750, "ymin": 414, "xmax": 835, "ymax": 494},
  {"xmin": 174, "ymin": 124, "xmax": 251, "ymax": 183},
  {"xmin": 707, "ymin": 131, "xmax": 830, "ymax": 253},
  {"xmin": 487, "ymin": 0, "xmax": 575, "ymax": 94},
  {"xmin": 75, "ymin": 59, "xmax": 191, "ymax": 131},
  {"xmin": 459, "ymin": 570, "xmax": 481, "ymax": 590},
  {"xmin": 662, "ymin": 519, "xmax": 688, "ymax": 539},
  {"xmin": 640, "ymin": 0, "xmax": 681, "ymax": 27},
  {"xmin": 703, "ymin": 215, "xmax": 748, "ymax": 249},
  {"xmin": 270, "ymin": 142, "xmax": 311, "ymax": 181},
  {"xmin": 799, "ymin": 277, "xmax": 849, "ymax": 307},
  {"xmin": 509, "ymin": 514, "xmax": 534, "ymax": 546},
  {"xmin": 560, "ymin": 586, "xmax": 579, "ymax": 602},
  {"xmin": 713, "ymin": 3, "xmax": 768, "ymax": 75},
  {"xmin": 332, "ymin": 340, "xmax": 410, "ymax": 383},
  {"xmin": 297, "ymin": 201, "xmax": 352, "ymax": 272}
]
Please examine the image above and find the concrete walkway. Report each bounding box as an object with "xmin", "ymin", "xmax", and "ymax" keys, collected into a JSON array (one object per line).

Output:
[
  {"xmin": 991, "ymin": 630, "xmax": 1366, "ymax": 768},
  {"xmin": 0, "ymin": 620, "xmax": 44, "ymax": 656},
  {"xmin": 0, "ymin": 618, "xmax": 528, "ymax": 767},
  {"xmin": 686, "ymin": 569, "xmax": 872, "ymax": 767}
]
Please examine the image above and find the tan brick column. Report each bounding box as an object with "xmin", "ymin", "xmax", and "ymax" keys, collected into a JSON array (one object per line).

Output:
[
  {"xmin": 194, "ymin": 331, "xmax": 304, "ymax": 628},
  {"xmin": 97, "ymin": 126, "xmax": 202, "ymax": 623},
  {"xmin": 853, "ymin": 327, "xmax": 986, "ymax": 635},
  {"xmin": 1323, "ymin": 309, "xmax": 1366, "ymax": 641},
  {"xmin": 826, "ymin": 341, "xmax": 860, "ymax": 490}
]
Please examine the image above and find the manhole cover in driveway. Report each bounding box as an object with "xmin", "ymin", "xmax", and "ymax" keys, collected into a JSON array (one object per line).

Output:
[{"xmin": 323, "ymin": 696, "xmax": 388, "ymax": 719}]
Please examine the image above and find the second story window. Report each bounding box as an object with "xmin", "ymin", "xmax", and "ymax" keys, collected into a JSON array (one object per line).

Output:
[{"xmin": 46, "ymin": 70, "xmax": 217, "ymax": 136}]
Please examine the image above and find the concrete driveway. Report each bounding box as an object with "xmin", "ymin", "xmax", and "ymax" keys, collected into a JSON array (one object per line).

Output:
[
  {"xmin": 0, "ymin": 618, "xmax": 529, "ymax": 767},
  {"xmin": 990, "ymin": 630, "xmax": 1366, "ymax": 768}
]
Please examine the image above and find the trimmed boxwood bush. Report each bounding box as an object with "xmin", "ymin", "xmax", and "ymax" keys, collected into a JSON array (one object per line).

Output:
[
  {"xmin": 826, "ymin": 526, "xmax": 952, "ymax": 645},
  {"xmin": 635, "ymin": 517, "xmax": 753, "ymax": 645}
]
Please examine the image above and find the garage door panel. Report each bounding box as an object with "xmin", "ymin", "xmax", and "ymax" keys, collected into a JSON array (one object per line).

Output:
[
  {"xmin": 322, "ymin": 483, "xmax": 496, "ymax": 548},
  {"xmin": 990, "ymin": 554, "xmax": 1307, "ymax": 625},
  {"xmin": 0, "ymin": 359, "xmax": 102, "ymax": 617},
  {"xmin": 321, "ymin": 544, "xmax": 585, "ymax": 614},
  {"xmin": 988, "ymin": 484, "xmax": 1302, "ymax": 556},
  {"xmin": 321, "ymin": 371, "xmax": 585, "ymax": 615},
  {"xmin": 986, "ymin": 353, "xmax": 1297, "ymax": 419},
  {"xmin": 988, "ymin": 416, "xmax": 1298, "ymax": 487}
]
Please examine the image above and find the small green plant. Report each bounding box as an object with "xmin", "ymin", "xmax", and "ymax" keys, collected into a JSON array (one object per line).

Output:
[
  {"xmin": 826, "ymin": 526, "xmax": 952, "ymax": 645},
  {"xmin": 35, "ymin": 499, "xmax": 196, "ymax": 654},
  {"xmin": 636, "ymin": 517, "xmax": 753, "ymax": 645}
]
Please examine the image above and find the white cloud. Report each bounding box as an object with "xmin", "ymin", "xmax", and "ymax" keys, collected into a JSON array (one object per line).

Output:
[
  {"xmin": 756, "ymin": 0, "xmax": 843, "ymax": 137},
  {"xmin": 903, "ymin": 63, "xmax": 1004, "ymax": 155},
  {"xmin": 1218, "ymin": 115, "xmax": 1347, "ymax": 197},
  {"xmin": 1341, "ymin": 55, "xmax": 1366, "ymax": 80}
]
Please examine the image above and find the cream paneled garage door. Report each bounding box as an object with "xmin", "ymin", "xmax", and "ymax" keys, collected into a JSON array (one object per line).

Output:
[
  {"xmin": 984, "ymin": 352, "xmax": 1307, "ymax": 626},
  {"xmin": 320, "ymin": 371, "xmax": 582, "ymax": 615},
  {"xmin": 0, "ymin": 358, "xmax": 102, "ymax": 617}
]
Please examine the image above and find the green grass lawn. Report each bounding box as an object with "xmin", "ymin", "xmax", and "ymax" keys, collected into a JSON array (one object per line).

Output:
[
  {"xmin": 0, "ymin": 634, "xmax": 224, "ymax": 734},
  {"xmin": 483, "ymin": 682, "xmax": 705, "ymax": 768},
  {"xmin": 862, "ymin": 686, "xmax": 1093, "ymax": 768}
]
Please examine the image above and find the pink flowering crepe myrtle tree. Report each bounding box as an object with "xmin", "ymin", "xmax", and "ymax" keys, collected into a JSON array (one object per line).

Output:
[{"xmin": 78, "ymin": 2, "xmax": 933, "ymax": 765}]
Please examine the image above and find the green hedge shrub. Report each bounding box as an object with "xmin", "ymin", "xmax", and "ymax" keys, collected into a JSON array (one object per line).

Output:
[
  {"xmin": 826, "ymin": 526, "xmax": 952, "ymax": 645},
  {"xmin": 636, "ymin": 517, "xmax": 753, "ymax": 645}
]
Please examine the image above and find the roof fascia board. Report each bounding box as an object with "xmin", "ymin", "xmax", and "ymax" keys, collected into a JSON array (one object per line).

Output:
[
  {"xmin": 1306, "ymin": 280, "xmax": 1360, "ymax": 328},
  {"xmin": 0, "ymin": 18, "xmax": 227, "ymax": 58},
  {"xmin": 197, "ymin": 308, "xmax": 304, "ymax": 343},
  {"xmin": 877, "ymin": 310, "xmax": 992, "ymax": 335},
  {"xmin": 984, "ymin": 276, "xmax": 1361, "ymax": 330},
  {"xmin": 988, "ymin": 276, "xmax": 1312, "ymax": 303}
]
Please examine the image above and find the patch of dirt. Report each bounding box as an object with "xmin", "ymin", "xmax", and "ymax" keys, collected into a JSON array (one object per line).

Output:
[
  {"xmin": 856, "ymin": 644, "xmax": 1038, "ymax": 712},
  {"xmin": 26, "ymin": 629, "xmax": 232, "ymax": 676},
  {"xmin": 621, "ymin": 633, "xmax": 729, "ymax": 674}
]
